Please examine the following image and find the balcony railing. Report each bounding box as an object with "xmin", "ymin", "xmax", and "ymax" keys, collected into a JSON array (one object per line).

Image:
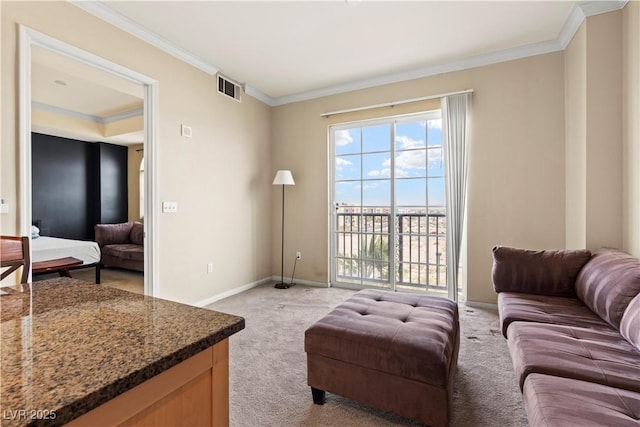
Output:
[{"xmin": 335, "ymin": 211, "xmax": 447, "ymax": 292}]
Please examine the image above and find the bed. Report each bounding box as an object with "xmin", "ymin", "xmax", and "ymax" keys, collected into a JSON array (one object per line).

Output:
[{"xmin": 31, "ymin": 236, "xmax": 101, "ymax": 283}]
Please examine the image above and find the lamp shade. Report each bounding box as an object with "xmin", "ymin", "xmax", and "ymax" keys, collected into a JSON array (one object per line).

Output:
[{"xmin": 272, "ymin": 170, "xmax": 295, "ymax": 185}]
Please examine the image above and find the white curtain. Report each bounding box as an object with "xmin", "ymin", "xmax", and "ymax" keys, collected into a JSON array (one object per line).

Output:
[{"xmin": 442, "ymin": 92, "xmax": 471, "ymax": 301}]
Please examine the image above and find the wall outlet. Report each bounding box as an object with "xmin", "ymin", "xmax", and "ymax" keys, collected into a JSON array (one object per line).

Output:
[
  {"xmin": 296, "ymin": 251, "xmax": 302, "ymax": 260},
  {"xmin": 207, "ymin": 263, "xmax": 213, "ymax": 274}
]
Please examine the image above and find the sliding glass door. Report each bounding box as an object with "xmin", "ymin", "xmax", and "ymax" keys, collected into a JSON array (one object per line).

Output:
[{"xmin": 330, "ymin": 112, "xmax": 447, "ymax": 293}]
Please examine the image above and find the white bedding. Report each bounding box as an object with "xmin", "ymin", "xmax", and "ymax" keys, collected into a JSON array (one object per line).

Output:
[{"xmin": 31, "ymin": 236, "xmax": 100, "ymax": 265}]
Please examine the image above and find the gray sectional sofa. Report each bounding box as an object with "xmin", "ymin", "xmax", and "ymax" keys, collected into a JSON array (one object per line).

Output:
[{"xmin": 492, "ymin": 246, "xmax": 640, "ymax": 426}]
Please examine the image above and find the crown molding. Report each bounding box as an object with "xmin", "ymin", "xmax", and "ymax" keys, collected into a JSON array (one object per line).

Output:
[
  {"xmin": 558, "ymin": 1, "xmax": 627, "ymax": 48},
  {"xmin": 72, "ymin": 0, "xmax": 629, "ymax": 107},
  {"xmin": 71, "ymin": 1, "xmax": 218, "ymax": 77},
  {"xmin": 32, "ymin": 101, "xmax": 142, "ymax": 124},
  {"xmin": 271, "ymin": 39, "xmax": 563, "ymax": 106},
  {"xmin": 579, "ymin": 0, "xmax": 627, "ymax": 17},
  {"xmin": 103, "ymin": 107, "xmax": 144, "ymax": 123}
]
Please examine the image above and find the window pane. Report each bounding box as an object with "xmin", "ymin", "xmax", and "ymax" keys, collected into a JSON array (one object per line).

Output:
[
  {"xmin": 363, "ymin": 124, "xmax": 391, "ymax": 153},
  {"xmin": 428, "ymin": 177, "xmax": 445, "ymax": 207},
  {"xmin": 427, "ymin": 119, "xmax": 442, "ymax": 147},
  {"xmin": 363, "ymin": 179, "xmax": 390, "ymax": 207},
  {"xmin": 335, "ymin": 181, "xmax": 361, "ymax": 206},
  {"xmin": 427, "ymin": 147, "xmax": 444, "ymax": 177},
  {"xmin": 335, "ymin": 128, "xmax": 360, "ymax": 155},
  {"xmin": 335, "ymin": 154, "xmax": 360, "ymax": 181},
  {"xmin": 396, "ymin": 121, "xmax": 426, "ymax": 151},
  {"xmin": 396, "ymin": 178, "xmax": 426, "ymax": 207},
  {"xmin": 396, "ymin": 148, "xmax": 427, "ymax": 178},
  {"xmin": 362, "ymin": 152, "xmax": 390, "ymax": 179}
]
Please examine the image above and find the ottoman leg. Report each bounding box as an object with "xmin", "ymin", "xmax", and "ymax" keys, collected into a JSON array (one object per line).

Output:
[{"xmin": 311, "ymin": 387, "xmax": 326, "ymax": 405}]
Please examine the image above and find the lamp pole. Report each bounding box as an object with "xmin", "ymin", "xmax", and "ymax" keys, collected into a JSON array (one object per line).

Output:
[
  {"xmin": 276, "ymin": 183, "xmax": 287, "ymax": 288},
  {"xmin": 272, "ymin": 170, "xmax": 295, "ymax": 289}
]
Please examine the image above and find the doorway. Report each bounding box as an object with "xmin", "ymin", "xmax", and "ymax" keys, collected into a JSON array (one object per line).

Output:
[{"xmin": 18, "ymin": 26, "xmax": 158, "ymax": 296}]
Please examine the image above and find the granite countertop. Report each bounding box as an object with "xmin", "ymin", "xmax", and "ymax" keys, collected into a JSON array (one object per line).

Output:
[{"xmin": 0, "ymin": 278, "xmax": 245, "ymax": 427}]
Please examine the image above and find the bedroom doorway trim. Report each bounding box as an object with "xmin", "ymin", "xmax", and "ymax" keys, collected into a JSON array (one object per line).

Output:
[{"xmin": 18, "ymin": 25, "xmax": 159, "ymax": 297}]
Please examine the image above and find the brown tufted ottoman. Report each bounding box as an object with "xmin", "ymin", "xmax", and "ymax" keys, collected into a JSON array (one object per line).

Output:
[{"xmin": 305, "ymin": 289, "xmax": 460, "ymax": 427}]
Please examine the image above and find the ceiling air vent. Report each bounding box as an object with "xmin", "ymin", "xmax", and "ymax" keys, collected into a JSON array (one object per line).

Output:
[{"xmin": 217, "ymin": 73, "xmax": 242, "ymax": 102}]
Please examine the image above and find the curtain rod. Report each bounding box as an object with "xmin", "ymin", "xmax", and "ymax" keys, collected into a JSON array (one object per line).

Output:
[{"xmin": 320, "ymin": 89, "xmax": 473, "ymax": 118}]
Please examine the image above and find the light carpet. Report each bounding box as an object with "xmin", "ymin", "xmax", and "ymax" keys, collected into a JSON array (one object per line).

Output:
[{"xmin": 207, "ymin": 284, "xmax": 528, "ymax": 427}]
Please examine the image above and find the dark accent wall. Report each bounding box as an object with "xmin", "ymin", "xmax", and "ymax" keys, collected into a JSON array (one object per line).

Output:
[
  {"xmin": 98, "ymin": 143, "xmax": 128, "ymax": 224},
  {"xmin": 32, "ymin": 133, "xmax": 128, "ymax": 240}
]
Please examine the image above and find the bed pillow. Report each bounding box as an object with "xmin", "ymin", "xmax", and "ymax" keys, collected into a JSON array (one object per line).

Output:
[
  {"xmin": 31, "ymin": 225, "xmax": 40, "ymax": 239},
  {"xmin": 130, "ymin": 222, "xmax": 144, "ymax": 246}
]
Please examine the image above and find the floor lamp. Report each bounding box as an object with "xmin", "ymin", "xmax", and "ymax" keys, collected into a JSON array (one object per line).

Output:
[{"xmin": 273, "ymin": 170, "xmax": 295, "ymax": 289}]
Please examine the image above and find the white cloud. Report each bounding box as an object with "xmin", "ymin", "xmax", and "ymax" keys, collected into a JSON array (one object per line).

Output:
[
  {"xmin": 368, "ymin": 168, "xmax": 390, "ymax": 177},
  {"xmin": 396, "ymin": 135, "xmax": 425, "ymax": 150},
  {"xmin": 335, "ymin": 157, "xmax": 352, "ymax": 169},
  {"xmin": 335, "ymin": 130, "xmax": 354, "ymax": 146},
  {"xmin": 428, "ymin": 118, "xmax": 442, "ymax": 130},
  {"xmin": 356, "ymin": 182, "xmax": 378, "ymax": 190},
  {"xmin": 369, "ymin": 146, "xmax": 442, "ymax": 177}
]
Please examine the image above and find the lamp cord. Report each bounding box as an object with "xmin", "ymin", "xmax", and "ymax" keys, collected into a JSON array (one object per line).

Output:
[{"xmin": 290, "ymin": 256, "xmax": 298, "ymax": 286}]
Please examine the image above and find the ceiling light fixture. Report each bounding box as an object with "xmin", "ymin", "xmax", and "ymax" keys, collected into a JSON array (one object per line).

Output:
[{"xmin": 54, "ymin": 80, "xmax": 67, "ymax": 86}]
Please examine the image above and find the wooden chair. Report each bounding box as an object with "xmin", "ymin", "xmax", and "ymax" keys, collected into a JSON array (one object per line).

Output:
[{"xmin": 1, "ymin": 236, "xmax": 30, "ymax": 284}]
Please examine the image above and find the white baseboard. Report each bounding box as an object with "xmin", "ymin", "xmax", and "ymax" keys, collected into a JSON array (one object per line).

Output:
[
  {"xmin": 270, "ymin": 275, "xmax": 329, "ymax": 288},
  {"xmin": 195, "ymin": 277, "xmax": 271, "ymax": 307},
  {"xmin": 464, "ymin": 300, "xmax": 498, "ymax": 311}
]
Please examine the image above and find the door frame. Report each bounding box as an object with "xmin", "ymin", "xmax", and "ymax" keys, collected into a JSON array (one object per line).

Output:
[
  {"xmin": 18, "ymin": 25, "xmax": 159, "ymax": 296},
  {"xmin": 329, "ymin": 111, "xmax": 444, "ymax": 293}
]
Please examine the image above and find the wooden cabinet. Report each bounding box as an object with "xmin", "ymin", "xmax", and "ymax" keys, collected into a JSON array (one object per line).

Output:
[{"xmin": 67, "ymin": 339, "xmax": 230, "ymax": 427}]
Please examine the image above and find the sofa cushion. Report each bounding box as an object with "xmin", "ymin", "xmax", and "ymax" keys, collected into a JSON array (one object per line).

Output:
[
  {"xmin": 620, "ymin": 293, "xmax": 640, "ymax": 351},
  {"xmin": 523, "ymin": 373, "xmax": 640, "ymax": 427},
  {"xmin": 130, "ymin": 222, "xmax": 144, "ymax": 246},
  {"xmin": 95, "ymin": 222, "xmax": 134, "ymax": 246},
  {"xmin": 498, "ymin": 292, "xmax": 610, "ymax": 337},
  {"xmin": 102, "ymin": 244, "xmax": 144, "ymax": 262},
  {"xmin": 508, "ymin": 322, "xmax": 640, "ymax": 392},
  {"xmin": 576, "ymin": 248, "xmax": 640, "ymax": 329},
  {"xmin": 492, "ymin": 246, "xmax": 591, "ymax": 297}
]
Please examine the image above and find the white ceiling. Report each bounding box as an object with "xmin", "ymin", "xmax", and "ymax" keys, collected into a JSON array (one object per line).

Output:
[
  {"xmin": 31, "ymin": 46, "xmax": 144, "ymax": 145},
  {"xmin": 32, "ymin": 46, "xmax": 143, "ymax": 117},
  {"xmin": 76, "ymin": 0, "xmax": 625, "ymax": 106}
]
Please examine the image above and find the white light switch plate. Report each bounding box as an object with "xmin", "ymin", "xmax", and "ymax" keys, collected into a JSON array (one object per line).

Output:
[{"xmin": 162, "ymin": 201, "xmax": 178, "ymax": 213}]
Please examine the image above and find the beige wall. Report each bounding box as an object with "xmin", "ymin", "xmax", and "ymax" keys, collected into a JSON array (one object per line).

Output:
[
  {"xmin": 585, "ymin": 12, "xmax": 623, "ymax": 250},
  {"xmin": 1, "ymin": 1, "xmax": 272, "ymax": 305},
  {"xmin": 623, "ymin": 1, "xmax": 640, "ymax": 257},
  {"xmin": 272, "ymin": 52, "xmax": 567, "ymax": 304},
  {"xmin": 565, "ymin": 24, "xmax": 587, "ymax": 249},
  {"xmin": 565, "ymin": 11, "xmax": 627, "ymax": 253}
]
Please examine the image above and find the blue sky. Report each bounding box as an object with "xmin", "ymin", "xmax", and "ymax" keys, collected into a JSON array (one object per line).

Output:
[{"xmin": 334, "ymin": 118, "xmax": 445, "ymax": 208}]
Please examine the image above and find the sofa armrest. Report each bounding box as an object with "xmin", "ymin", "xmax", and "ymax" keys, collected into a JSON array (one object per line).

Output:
[
  {"xmin": 492, "ymin": 246, "xmax": 591, "ymax": 297},
  {"xmin": 94, "ymin": 222, "xmax": 134, "ymax": 247}
]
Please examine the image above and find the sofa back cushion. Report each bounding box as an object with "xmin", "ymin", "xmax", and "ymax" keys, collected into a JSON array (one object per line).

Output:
[
  {"xmin": 130, "ymin": 222, "xmax": 144, "ymax": 246},
  {"xmin": 576, "ymin": 248, "xmax": 640, "ymax": 329},
  {"xmin": 620, "ymin": 293, "xmax": 640, "ymax": 351},
  {"xmin": 94, "ymin": 221, "xmax": 134, "ymax": 246},
  {"xmin": 492, "ymin": 246, "xmax": 592, "ymax": 296}
]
